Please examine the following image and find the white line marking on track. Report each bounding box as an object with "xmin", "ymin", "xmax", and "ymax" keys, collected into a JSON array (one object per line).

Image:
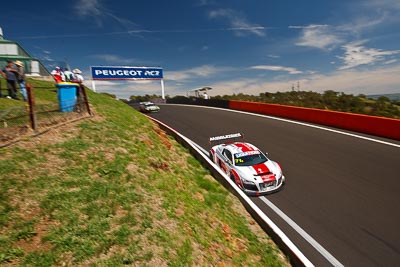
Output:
[{"xmin": 260, "ymin": 196, "xmax": 344, "ymax": 267}]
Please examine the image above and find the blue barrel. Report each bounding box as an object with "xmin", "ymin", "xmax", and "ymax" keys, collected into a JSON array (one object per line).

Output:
[{"xmin": 56, "ymin": 82, "xmax": 78, "ymax": 112}]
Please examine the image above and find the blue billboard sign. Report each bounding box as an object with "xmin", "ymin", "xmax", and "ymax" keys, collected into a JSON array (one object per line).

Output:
[{"xmin": 91, "ymin": 66, "xmax": 163, "ymax": 80}]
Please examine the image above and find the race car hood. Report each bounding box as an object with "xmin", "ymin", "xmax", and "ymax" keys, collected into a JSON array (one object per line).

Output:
[{"xmin": 236, "ymin": 160, "xmax": 281, "ymax": 183}]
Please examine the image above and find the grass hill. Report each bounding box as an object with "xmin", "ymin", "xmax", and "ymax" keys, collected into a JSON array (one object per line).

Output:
[{"xmin": 0, "ymin": 80, "xmax": 289, "ymax": 266}]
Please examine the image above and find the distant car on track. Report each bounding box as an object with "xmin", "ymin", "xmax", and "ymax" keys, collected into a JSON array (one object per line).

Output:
[
  {"xmin": 139, "ymin": 102, "xmax": 160, "ymax": 113},
  {"xmin": 209, "ymin": 133, "xmax": 285, "ymax": 196}
]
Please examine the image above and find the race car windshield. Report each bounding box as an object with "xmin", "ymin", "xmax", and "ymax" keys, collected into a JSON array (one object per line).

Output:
[{"xmin": 234, "ymin": 151, "xmax": 267, "ymax": 166}]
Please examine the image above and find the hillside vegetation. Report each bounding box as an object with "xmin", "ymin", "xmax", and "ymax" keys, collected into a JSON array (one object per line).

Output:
[{"xmin": 0, "ymin": 80, "xmax": 289, "ymax": 266}]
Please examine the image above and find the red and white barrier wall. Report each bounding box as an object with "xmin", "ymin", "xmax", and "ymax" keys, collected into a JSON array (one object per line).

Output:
[{"xmin": 229, "ymin": 100, "xmax": 400, "ymax": 140}]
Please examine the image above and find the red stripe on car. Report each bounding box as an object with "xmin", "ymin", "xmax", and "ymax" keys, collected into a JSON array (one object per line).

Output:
[
  {"xmin": 252, "ymin": 163, "xmax": 270, "ymax": 174},
  {"xmin": 252, "ymin": 164, "xmax": 276, "ymax": 182},
  {"xmin": 234, "ymin": 143, "xmax": 254, "ymax": 152}
]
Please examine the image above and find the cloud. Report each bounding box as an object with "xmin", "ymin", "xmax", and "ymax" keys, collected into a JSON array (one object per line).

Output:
[
  {"xmin": 384, "ymin": 59, "xmax": 397, "ymax": 65},
  {"xmin": 208, "ymin": 8, "xmax": 266, "ymax": 37},
  {"xmin": 250, "ymin": 65, "xmax": 303, "ymax": 74},
  {"xmin": 41, "ymin": 55, "xmax": 55, "ymax": 62},
  {"xmin": 364, "ymin": 0, "xmax": 400, "ymax": 10},
  {"xmin": 74, "ymin": 0, "xmax": 138, "ymax": 29},
  {"xmin": 88, "ymin": 54, "xmax": 140, "ymax": 65},
  {"xmin": 338, "ymin": 15, "xmax": 387, "ymax": 35},
  {"xmin": 338, "ymin": 40, "xmax": 400, "ymax": 70},
  {"xmin": 166, "ymin": 65, "xmax": 230, "ymax": 81},
  {"xmin": 74, "ymin": 0, "xmax": 104, "ymax": 26},
  {"xmin": 292, "ymin": 24, "xmax": 343, "ymax": 50},
  {"xmin": 196, "ymin": 0, "xmax": 217, "ymax": 6},
  {"xmin": 207, "ymin": 65, "xmax": 400, "ymax": 97},
  {"xmin": 301, "ymin": 66, "xmax": 400, "ymax": 95},
  {"xmin": 291, "ymin": 2, "xmax": 396, "ymax": 51}
]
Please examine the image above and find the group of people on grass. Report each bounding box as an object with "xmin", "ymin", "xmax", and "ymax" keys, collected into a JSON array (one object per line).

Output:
[
  {"xmin": 51, "ymin": 66, "xmax": 84, "ymax": 84},
  {"xmin": 0, "ymin": 61, "xmax": 85, "ymax": 101},
  {"xmin": 0, "ymin": 60, "xmax": 26, "ymax": 101}
]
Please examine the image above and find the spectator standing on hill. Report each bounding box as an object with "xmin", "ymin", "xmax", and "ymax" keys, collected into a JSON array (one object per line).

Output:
[
  {"xmin": 15, "ymin": 60, "xmax": 27, "ymax": 101},
  {"xmin": 63, "ymin": 67, "xmax": 75, "ymax": 82},
  {"xmin": 72, "ymin": 69, "xmax": 84, "ymax": 112},
  {"xmin": 72, "ymin": 69, "xmax": 84, "ymax": 83},
  {"xmin": 51, "ymin": 66, "xmax": 65, "ymax": 82},
  {"xmin": 0, "ymin": 60, "xmax": 19, "ymax": 99}
]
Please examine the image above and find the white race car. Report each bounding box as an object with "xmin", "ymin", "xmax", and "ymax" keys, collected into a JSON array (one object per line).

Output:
[
  {"xmin": 139, "ymin": 102, "xmax": 160, "ymax": 113},
  {"xmin": 209, "ymin": 133, "xmax": 285, "ymax": 196}
]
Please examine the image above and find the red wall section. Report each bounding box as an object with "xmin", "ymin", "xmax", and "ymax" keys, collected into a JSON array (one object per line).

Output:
[{"xmin": 229, "ymin": 100, "xmax": 400, "ymax": 140}]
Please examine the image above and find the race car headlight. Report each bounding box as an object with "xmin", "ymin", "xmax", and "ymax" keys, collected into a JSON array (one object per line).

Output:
[
  {"xmin": 242, "ymin": 180, "xmax": 255, "ymax": 185},
  {"xmin": 274, "ymin": 163, "xmax": 282, "ymax": 178}
]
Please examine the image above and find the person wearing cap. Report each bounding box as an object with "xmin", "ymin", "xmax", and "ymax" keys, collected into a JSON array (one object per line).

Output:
[
  {"xmin": 0, "ymin": 60, "xmax": 19, "ymax": 99},
  {"xmin": 72, "ymin": 69, "xmax": 84, "ymax": 83},
  {"xmin": 15, "ymin": 60, "xmax": 27, "ymax": 101},
  {"xmin": 72, "ymin": 69, "xmax": 84, "ymax": 112},
  {"xmin": 51, "ymin": 66, "xmax": 65, "ymax": 83}
]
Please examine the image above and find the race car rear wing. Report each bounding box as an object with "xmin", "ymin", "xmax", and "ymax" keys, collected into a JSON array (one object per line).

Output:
[{"xmin": 209, "ymin": 133, "xmax": 244, "ymax": 144}]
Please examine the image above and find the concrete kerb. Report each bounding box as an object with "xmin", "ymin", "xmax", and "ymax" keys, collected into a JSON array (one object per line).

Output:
[{"xmin": 146, "ymin": 114, "xmax": 314, "ymax": 267}]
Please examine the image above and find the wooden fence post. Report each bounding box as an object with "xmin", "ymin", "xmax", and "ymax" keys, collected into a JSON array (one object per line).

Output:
[
  {"xmin": 79, "ymin": 84, "xmax": 92, "ymax": 116},
  {"xmin": 26, "ymin": 84, "xmax": 37, "ymax": 131}
]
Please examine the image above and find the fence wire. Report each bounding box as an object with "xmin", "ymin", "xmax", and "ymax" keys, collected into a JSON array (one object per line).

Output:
[{"xmin": 0, "ymin": 83, "xmax": 91, "ymax": 145}]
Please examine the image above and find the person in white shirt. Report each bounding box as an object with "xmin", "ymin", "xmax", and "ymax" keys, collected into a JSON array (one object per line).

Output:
[
  {"xmin": 71, "ymin": 69, "xmax": 84, "ymax": 112},
  {"xmin": 63, "ymin": 67, "xmax": 75, "ymax": 82},
  {"xmin": 72, "ymin": 69, "xmax": 84, "ymax": 83},
  {"xmin": 51, "ymin": 66, "xmax": 65, "ymax": 82}
]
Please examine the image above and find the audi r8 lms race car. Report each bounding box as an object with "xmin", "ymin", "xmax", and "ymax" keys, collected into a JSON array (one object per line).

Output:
[
  {"xmin": 139, "ymin": 102, "xmax": 160, "ymax": 113},
  {"xmin": 209, "ymin": 133, "xmax": 285, "ymax": 196}
]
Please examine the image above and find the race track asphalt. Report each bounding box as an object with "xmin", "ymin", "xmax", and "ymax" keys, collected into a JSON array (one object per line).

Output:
[{"xmin": 145, "ymin": 104, "xmax": 400, "ymax": 266}]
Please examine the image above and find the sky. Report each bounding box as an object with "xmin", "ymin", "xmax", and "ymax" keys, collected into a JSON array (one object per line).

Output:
[{"xmin": 1, "ymin": 0, "xmax": 400, "ymax": 99}]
